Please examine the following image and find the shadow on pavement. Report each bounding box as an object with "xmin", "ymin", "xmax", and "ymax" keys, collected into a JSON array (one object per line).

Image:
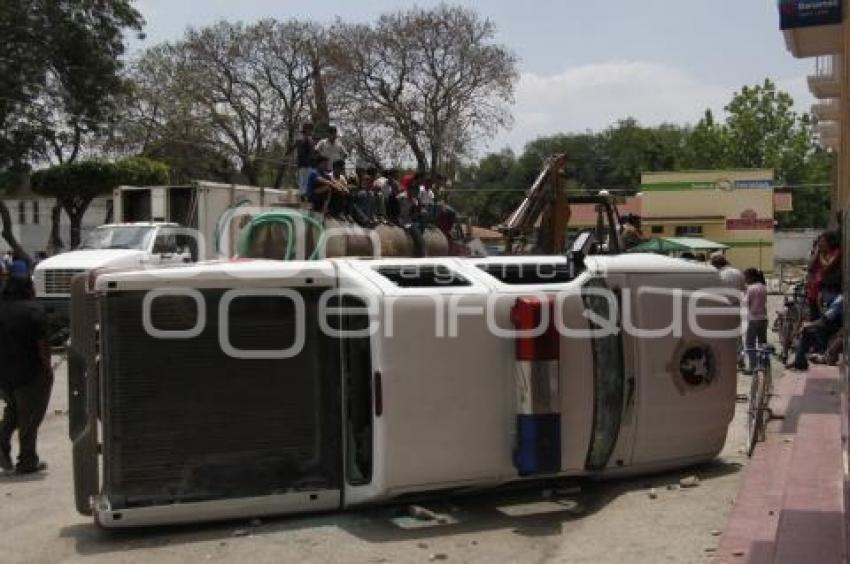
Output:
[
  {"xmin": 58, "ymin": 459, "xmax": 742, "ymax": 557},
  {"xmin": 0, "ymin": 471, "xmax": 48, "ymax": 484},
  {"xmin": 778, "ymin": 376, "xmax": 841, "ymax": 434}
]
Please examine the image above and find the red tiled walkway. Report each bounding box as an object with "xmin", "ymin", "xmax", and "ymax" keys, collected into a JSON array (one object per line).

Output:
[{"xmin": 714, "ymin": 365, "xmax": 846, "ymax": 564}]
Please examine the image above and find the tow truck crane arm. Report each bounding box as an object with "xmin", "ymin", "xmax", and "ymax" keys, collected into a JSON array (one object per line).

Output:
[
  {"xmin": 497, "ymin": 154, "xmax": 622, "ymax": 256},
  {"xmin": 497, "ymin": 154, "xmax": 570, "ymax": 255}
]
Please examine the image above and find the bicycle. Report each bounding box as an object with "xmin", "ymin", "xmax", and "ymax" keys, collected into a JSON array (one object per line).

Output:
[
  {"xmin": 744, "ymin": 344, "xmax": 776, "ymax": 457},
  {"xmin": 772, "ymin": 282, "xmax": 806, "ymax": 364}
]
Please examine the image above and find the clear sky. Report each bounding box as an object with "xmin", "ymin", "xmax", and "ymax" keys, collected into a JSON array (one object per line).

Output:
[{"xmin": 133, "ymin": 0, "xmax": 814, "ymax": 152}]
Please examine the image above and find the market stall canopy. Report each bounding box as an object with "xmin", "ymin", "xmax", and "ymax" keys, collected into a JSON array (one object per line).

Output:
[{"xmin": 630, "ymin": 237, "xmax": 728, "ymax": 254}]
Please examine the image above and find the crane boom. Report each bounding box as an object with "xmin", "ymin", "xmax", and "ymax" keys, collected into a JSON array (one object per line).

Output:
[{"xmin": 497, "ymin": 154, "xmax": 570, "ymax": 255}]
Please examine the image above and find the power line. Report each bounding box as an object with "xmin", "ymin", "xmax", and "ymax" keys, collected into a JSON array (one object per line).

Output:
[{"xmin": 445, "ymin": 184, "xmax": 832, "ymax": 194}]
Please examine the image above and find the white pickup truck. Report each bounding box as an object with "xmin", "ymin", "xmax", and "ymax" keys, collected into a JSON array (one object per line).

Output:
[
  {"xmin": 33, "ymin": 222, "xmax": 194, "ymax": 331},
  {"xmin": 33, "ymin": 181, "xmax": 299, "ymax": 339}
]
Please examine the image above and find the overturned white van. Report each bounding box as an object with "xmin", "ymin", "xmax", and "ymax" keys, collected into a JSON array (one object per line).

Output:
[{"xmin": 68, "ymin": 254, "xmax": 739, "ymax": 528}]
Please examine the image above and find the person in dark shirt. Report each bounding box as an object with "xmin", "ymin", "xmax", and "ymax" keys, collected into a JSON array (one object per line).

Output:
[
  {"xmin": 294, "ymin": 123, "xmax": 316, "ymax": 195},
  {"xmin": 8, "ymin": 252, "xmax": 29, "ymax": 277},
  {"xmin": 621, "ymin": 214, "xmax": 645, "ymax": 250},
  {"xmin": 305, "ymin": 156, "xmax": 348, "ymax": 213},
  {"xmin": 0, "ymin": 276, "xmax": 53, "ymax": 474},
  {"xmin": 789, "ymin": 280, "xmax": 844, "ymax": 371}
]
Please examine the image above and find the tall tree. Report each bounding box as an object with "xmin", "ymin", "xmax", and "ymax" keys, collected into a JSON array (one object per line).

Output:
[
  {"xmin": 331, "ymin": 5, "xmax": 518, "ymax": 174},
  {"xmin": 123, "ymin": 20, "xmax": 316, "ymax": 187},
  {"xmin": 684, "ymin": 110, "xmax": 727, "ymax": 169},
  {"xmin": 722, "ymin": 79, "xmax": 815, "ymax": 184},
  {"xmin": 0, "ymin": 0, "xmax": 143, "ymax": 256}
]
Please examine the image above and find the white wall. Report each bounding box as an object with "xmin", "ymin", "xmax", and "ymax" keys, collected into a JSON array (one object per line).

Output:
[
  {"xmin": 0, "ymin": 196, "xmax": 111, "ymax": 255},
  {"xmin": 774, "ymin": 229, "xmax": 819, "ymax": 263}
]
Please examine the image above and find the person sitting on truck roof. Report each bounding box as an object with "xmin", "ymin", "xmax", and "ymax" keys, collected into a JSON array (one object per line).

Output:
[
  {"xmin": 0, "ymin": 276, "xmax": 53, "ymax": 475},
  {"xmin": 396, "ymin": 173, "xmax": 426, "ymax": 257},
  {"xmin": 381, "ymin": 169, "xmax": 401, "ymax": 223},
  {"xmin": 331, "ymin": 159, "xmax": 346, "ymax": 183},
  {"xmin": 305, "ymin": 156, "xmax": 347, "ymax": 213}
]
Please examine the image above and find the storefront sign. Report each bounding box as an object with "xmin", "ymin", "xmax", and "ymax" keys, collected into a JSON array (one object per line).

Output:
[
  {"xmin": 779, "ymin": 0, "xmax": 842, "ymax": 30},
  {"xmin": 773, "ymin": 192, "xmax": 794, "ymax": 212},
  {"xmin": 735, "ymin": 180, "xmax": 774, "ymax": 190},
  {"xmin": 726, "ymin": 209, "xmax": 774, "ymax": 230},
  {"xmin": 642, "ymin": 177, "xmax": 773, "ymax": 191}
]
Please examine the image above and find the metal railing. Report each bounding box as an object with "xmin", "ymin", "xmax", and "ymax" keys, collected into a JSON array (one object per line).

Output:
[{"xmin": 814, "ymin": 55, "xmax": 836, "ymax": 78}]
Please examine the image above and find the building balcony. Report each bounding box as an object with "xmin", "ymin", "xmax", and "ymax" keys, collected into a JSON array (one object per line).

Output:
[
  {"xmin": 812, "ymin": 99, "xmax": 841, "ymax": 121},
  {"xmin": 818, "ymin": 120, "xmax": 841, "ymax": 150},
  {"xmin": 821, "ymin": 135, "xmax": 841, "ymax": 150},
  {"xmin": 783, "ymin": 23, "xmax": 843, "ymax": 58},
  {"xmin": 808, "ymin": 55, "xmax": 843, "ymax": 98}
]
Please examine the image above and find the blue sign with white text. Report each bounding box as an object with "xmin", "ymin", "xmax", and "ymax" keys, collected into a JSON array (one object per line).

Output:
[
  {"xmin": 779, "ymin": 0, "xmax": 842, "ymax": 30},
  {"xmin": 735, "ymin": 180, "xmax": 775, "ymax": 190}
]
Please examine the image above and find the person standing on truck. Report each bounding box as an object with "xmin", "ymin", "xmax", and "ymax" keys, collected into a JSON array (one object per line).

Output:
[
  {"xmin": 0, "ymin": 276, "xmax": 53, "ymax": 475},
  {"xmin": 294, "ymin": 123, "xmax": 316, "ymax": 196},
  {"xmin": 381, "ymin": 169, "xmax": 401, "ymax": 223},
  {"xmin": 315, "ymin": 126, "xmax": 348, "ymax": 166},
  {"xmin": 418, "ymin": 179, "xmax": 436, "ymax": 223}
]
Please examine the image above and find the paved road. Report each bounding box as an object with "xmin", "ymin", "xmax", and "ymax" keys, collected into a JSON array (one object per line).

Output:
[{"xmin": 0, "ymin": 353, "xmax": 755, "ymax": 564}]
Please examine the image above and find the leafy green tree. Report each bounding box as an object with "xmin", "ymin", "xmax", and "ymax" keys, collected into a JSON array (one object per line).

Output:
[
  {"xmin": 122, "ymin": 20, "xmax": 318, "ymax": 188},
  {"xmin": 31, "ymin": 157, "xmax": 170, "ymax": 248},
  {"xmin": 777, "ymin": 148, "xmax": 833, "ymax": 229},
  {"xmin": 690, "ymin": 79, "xmax": 829, "ymax": 227},
  {"xmin": 451, "ymin": 121, "xmax": 695, "ymax": 224},
  {"xmin": 684, "ymin": 110, "xmax": 727, "ymax": 169},
  {"xmin": 0, "ymin": 0, "xmax": 144, "ymax": 254},
  {"xmin": 450, "ymin": 149, "xmax": 521, "ymax": 227},
  {"xmin": 330, "ymin": 5, "xmax": 519, "ymax": 175},
  {"xmin": 451, "ymin": 79, "xmax": 829, "ymax": 230},
  {"xmin": 723, "ymin": 79, "xmax": 816, "ymax": 185}
]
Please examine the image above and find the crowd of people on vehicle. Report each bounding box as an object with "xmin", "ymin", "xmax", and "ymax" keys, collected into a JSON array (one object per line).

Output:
[{"xmin": 293, "ymin": 123, "xmax": 453, "ymax": 244}]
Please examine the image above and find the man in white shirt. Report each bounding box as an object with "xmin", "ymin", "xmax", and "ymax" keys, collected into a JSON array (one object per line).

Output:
[
  {"xmin": 711, "ymin": 252, "xmax": 747, "ymax": 368},
  {"xmin": 710, "ymin": 252, "xmax": 746, "ymax": 294},
  {"xmin": 315, "ymin": 126, "xmax": 348, "ymax": 165}
]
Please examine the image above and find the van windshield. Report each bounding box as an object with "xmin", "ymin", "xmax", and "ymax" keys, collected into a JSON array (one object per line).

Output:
[{"xmin": 79, "ymin": 226, "xmax": 155, "ymax": 250}]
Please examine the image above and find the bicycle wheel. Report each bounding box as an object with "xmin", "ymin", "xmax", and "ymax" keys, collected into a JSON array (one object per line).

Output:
[
  {"xmin": 763, "ymin": 354, "xmax": 773, "ymax": 398},
  {"xmin": 747, "ymin": 368, "xmax": 765, "ymax": 457}
]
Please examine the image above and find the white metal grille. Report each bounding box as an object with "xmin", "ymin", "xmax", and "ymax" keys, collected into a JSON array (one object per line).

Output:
[{"xmin": 43, "ymin": 269, "xmax": 85, "ymax": 295}]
